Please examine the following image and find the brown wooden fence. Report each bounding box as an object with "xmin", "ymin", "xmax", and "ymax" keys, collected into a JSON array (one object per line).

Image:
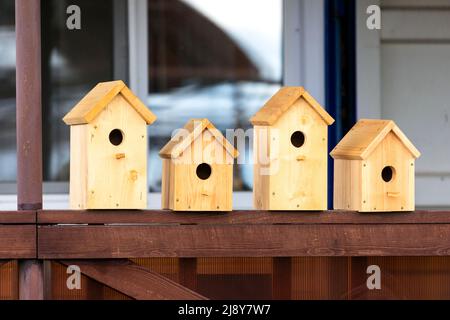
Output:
[{"xmin": 2, "ymin": 0, "xmax": 450, "ymax": 300}]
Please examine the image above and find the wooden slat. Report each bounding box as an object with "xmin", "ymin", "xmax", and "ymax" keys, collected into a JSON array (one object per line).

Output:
[
  {"xmin": 0, "ymin": 211, "xmax": 36, "ymax": 224},
  {"xmin": 37, "ymin": 210, "xmax": 450, "ymax": 225},
  {"xmin": 0, "ymin": 226, "xmax": 36, "ymax": 259},
  {"xmin": 38, "ymin": 223, "xmax": 450, "ymax": 259},
  {"xmin": 272, "ymin": 257, "xmax": 292, "ymax": 299},
  {"xmin": 19, "ymin": 260, "xmax": 44, "ymax": 300},
  {"xmin": 58, "ymin": 260, "xmax": 206, "ymax": 300}
]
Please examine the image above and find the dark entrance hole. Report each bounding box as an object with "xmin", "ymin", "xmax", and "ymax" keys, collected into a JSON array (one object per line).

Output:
[
  {"xmin": 196, "ymin": 163, "xmax": 212, "ymax": 180},
  {"xmin": 109, "ymin": 129, "xmax": 124, "ymax": 146},
  {"xmin": 290, "ymin": 131, "xmax": 305, "ymax": 148},
  {"xmin": 381, "ymin": 166, "xmax": 395, "ymax": 182}
]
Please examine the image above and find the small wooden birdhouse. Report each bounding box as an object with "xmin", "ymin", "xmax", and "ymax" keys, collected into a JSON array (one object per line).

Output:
[
  {"xmin": 250, "ymin": 87, "xmax": 335, "ymax": 210},
  {"xmin": 330, "ymin": 119, "xmax": 421, "ymax": 212},
  {"xmin": 159, "ymin": 119, "xmax": 238, "ymax": 211},
  {"xmin": 63, "ymin": 80, "xmax": 157, "ymax": 209}
]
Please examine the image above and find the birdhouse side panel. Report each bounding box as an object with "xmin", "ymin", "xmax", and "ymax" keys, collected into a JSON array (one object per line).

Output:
[
  {"xmin": 333, "ymin": 159, "xmax": 363, "ymax": 210},
  {"xmin": 69, "ymin": 124, "xmax": 89, "ymax": 209},
  {"xmin": 253, "ymin": 126, "xmax": 271, "ymax": 210},
  {"xmin": 172, "ymin": 133, "xmax": 233, "ymax": 211},
  {"xmin": 85, "ymin": 94, "xmax": 148, "ymax": 209},
  {"xmin": 268, "ymin": 98, "xmax": 328, "ymax": 210},
  {"xmin": 161, "ymin": 158, "xmax": 176, "ymax": 210},
  {"xmin": 360, "ymin": 132, "xmax": 415, "ymax": 212}
]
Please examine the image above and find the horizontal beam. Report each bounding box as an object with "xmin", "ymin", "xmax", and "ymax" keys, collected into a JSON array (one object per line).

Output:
[
  {"xmin": 0, "ymin": 226, "xmax": 36, "ymax": 259},
  {"xmin": 0, "ymin": 211, "xmax": 36, "ymax": 224},
  {"xmin": 58, "ymin": 260, "xmax": 207, "ymax": 300},
  {"xmin": 37, "ymin": 210, "xmax": 450, "ymax": 225},
  {"xmin": 38, "ymin": 223, "xmax": 450, "ymax": 258}
]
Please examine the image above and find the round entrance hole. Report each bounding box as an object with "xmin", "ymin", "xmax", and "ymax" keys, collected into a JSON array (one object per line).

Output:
[
  {"xmin": 109, "ymin": 129, "xmax": 124, "ymax": 146},
  {"xmin": 290, "ymin": 131, "xmax": 305, "ymax": 148},
  {"xmin": 196, "ymin": 163, "xmax": 212, "ymax": 180},
  {"xmin": 381, "ymin": 166, "xmax": 395, "ymax": 182}
]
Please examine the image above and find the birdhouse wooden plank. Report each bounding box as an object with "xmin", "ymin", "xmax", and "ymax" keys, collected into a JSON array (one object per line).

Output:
[
  {"xmin": 159, "ymin": 119, "xmax": 238, "ymax": 211},
  {"xmin": 250, "ymin": 87, "xmax": 335, "ymax": 210},
  {"xmin": 330, "ymin": 119, "xmax": 421, "ymax": 212},
  {"xmin": 63, "ymin": 80, "xmax": 157, "ymax": 209}
]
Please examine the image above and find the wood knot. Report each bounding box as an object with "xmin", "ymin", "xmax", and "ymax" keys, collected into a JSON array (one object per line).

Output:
[{"xmin": 130, "ymin": 170, "xmax": 138, "ymax": 181}]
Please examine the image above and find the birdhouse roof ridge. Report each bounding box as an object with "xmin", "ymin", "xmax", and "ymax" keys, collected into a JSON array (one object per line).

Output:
[
  {"xmin": 249, "ymin": 86, "xmax": 335, "ymax": 126},
  {"xmin": 330, "ymin": 119, "xmax": 421, "ymax": 160},
  {"xmin": 62, "ymin": 80, "xmax": 157, "ymax": 125},
  {"xmin": 159, "ymin": 118, "xmax": 239, "ymax": 159}
]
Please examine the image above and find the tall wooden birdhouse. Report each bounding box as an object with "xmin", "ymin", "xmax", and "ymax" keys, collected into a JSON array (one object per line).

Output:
[
  {"xmin": 330, "ymin": 119, "xmax": 421, "ymax": 212},
  {"xmin": 63, "ymin": 80, "xmax": 157, "ymax": 209},
  {"xmin": 159, "ymin": 119, "xmax": 239, "ymax": 211},
  {"xmin": 250, "ymin": 87, "xmax": 335, "ymax": 210}
]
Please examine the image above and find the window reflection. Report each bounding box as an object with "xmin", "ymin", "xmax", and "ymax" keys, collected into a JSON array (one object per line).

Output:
[
  {"xmin": 0, "ymin": 0, "xmax": 16, "ymax": 182},
  {"xmin": 147, "ymin": 0, "xmax": 282, "ymax": 191}
]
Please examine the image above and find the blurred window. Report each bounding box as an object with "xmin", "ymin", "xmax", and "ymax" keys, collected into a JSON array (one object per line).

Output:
[
  {"xmin": 0, "ymin": 0, "xmax": 282, "ymax": 193},
  {"xmin": 147, "ymin": 0, "xmax": 282, "ymax": 191}
]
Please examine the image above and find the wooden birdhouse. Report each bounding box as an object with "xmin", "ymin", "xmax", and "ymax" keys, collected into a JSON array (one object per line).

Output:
[
  {"xmin": 63, "ymin": 80, "xmax": 157, "ymax": 209},
  {"xmin": 330, "ymin": 119, "xmax": 421, "ymax": 212},
  {"xmin": 250, "ymin": 87, "xmax": 335, "ymax": 210},
  {"xmin": 159, "ymin": 119, "xmax": 239, "ymax": 211}
]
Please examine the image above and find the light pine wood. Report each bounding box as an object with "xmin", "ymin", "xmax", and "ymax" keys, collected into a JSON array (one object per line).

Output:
[
  {"xmin": 332, "ymin": 120, "xmax": 420, "ymax": 212},
  {"xmin": 63, "ymin": 80, "xmax": 157, "ymax": 125},
  {"xmin": 253, "ymin": 126, "xmax": 271, "ymax": 209},
  {"xmin": 330, "ymin": 119, "xmax": 420, "ymax": 160},
  {"xmin": 69, "ymin": 125, "xmax": 88, "ymax": 209},
  {"xmin": 361, "ymin": 132, "xmax": 415, "ymax": 212},
  {"xmin": 69, "ymin": 95, "xmax": 148, "ymax": 209},
  {"xmin": 64, "ymin": 81, "xmax": 156, "ymax": 210},
  {"xmin": 160, "ymin": 119, "xmax": 238, "ymax": 211},
  {"xmin": 253, "ymin": 95, "xmax": 333, "ymax": 211},
  {"xmin": 333, "ymin": 159, "xmax": 362, "ymax": 210},
  {"xmin": 85, "ymin": 95, "xmax": 147, "ymax": 209},
  {"xmin": 250, "ymin": 87, "xmax": 335, "ymax": 126}
]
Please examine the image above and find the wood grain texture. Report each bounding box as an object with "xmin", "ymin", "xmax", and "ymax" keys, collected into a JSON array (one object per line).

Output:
[
  {"xmin": 272, "ymin": 257, "xmax": 292, "ymax": 299},
  {"xmin": 250, "ymin": 87, "xmax": 334, "ymax": 126},
  {"xmin": 331, "ymin": 119, "xmax": 420, "ymax": 160},
  {"xmin": 63, "ymin": 80, "xmax": 156, "ymax": 125},
  {"xmin": 70, "ymin": 95, "xmax": 148, "ymax": 209},
  {"xmin": 38, "ymin": 223, "xmax": 450, "ymax": 259},
  {"xmin": 0, "ymin": 211, "xmax": 36, "ymax": 224},
  {"xmin": 160, "ymin": 119, "xmax": 237, "ymax": 211},
  {"xmin": 0, "ymin": 226, "xmax": 36, "ymax": 259},
  {"xmin": 37, "ymin": 209, "xmax": 450, "ymax": 225},
  {"xmin": 19, "ymin": 260, "xmax": 43, "ymax": 300},
  {"xmin": 58, "ymin": 260, "xmax": 206, "ymax": 300},
  {"xmin": 253, "ymin": 97, "xmax": 330, "ymax": 210}
]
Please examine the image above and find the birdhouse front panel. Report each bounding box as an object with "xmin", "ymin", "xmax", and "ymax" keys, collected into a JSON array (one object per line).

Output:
[
  {"xmin": 160, "ymin": 119, "xmax": 238, "ymax": 212},
  {"xmin": 331, "ymin": 119, "xmax": 420, "ymax": 212},
  {"xmin": 360, "ymin": 131, "xmax": 415, "ymax": 212},
  {"xmin": 70, "ymin": 94, "xmax": 148, "ymax": 209},
  {"xmin": 64, "ymin": 80, "xmax": 156, "ymax": 210},
  {"xmin": 174, "ymin": 130, "xmax": 233, "ymax": 211},
  {"xmin": 269, "ymin": 97, "xmax": 329, "ymax": 210}
]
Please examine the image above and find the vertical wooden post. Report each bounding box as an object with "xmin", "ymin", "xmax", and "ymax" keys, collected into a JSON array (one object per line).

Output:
[
  {"xmin": 178, "ymin": 258, "xmax": 197, "ymax": 291},
  {"xmin": 272, "ymin": 257, "xmax": 292, "ymax": 300},
  {"xmin": 349, "ymin": 257, "xmax": 368, "ymax": 300},
  {"xmin": 16, "ymin": 0, "xmax": 44, "ymax": 300}
]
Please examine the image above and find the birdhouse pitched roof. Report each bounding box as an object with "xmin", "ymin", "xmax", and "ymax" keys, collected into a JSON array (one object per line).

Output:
[
  {"xmin": 63, "ymin": 80, "xmax": 157, "ymax": 125},
  {"xmin": 159, "ymin": 119, "xmax": 239, "ymax": 159},
  {"xmin": 330, "ymin": 119, "xmax": 421, "ymax": 160},
  {"xmin": 250, "ymin": 87, "xmax": 335, "ymax": 126}
]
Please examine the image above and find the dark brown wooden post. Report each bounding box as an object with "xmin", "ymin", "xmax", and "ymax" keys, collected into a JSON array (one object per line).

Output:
[
  {"xmin": 16, "ymin": 0, "xmax": 44, "ymax": 300},
  {"xmin": 349, "ymin": 257, "xmax": 368, "ymax": 300},
  {"xmin": 178, "ymin": 258, "xmax": 198, "ymax": 291},
  {"xmin": 272, "ymin": 257, "xmax": 292, "ymax": 300}
]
